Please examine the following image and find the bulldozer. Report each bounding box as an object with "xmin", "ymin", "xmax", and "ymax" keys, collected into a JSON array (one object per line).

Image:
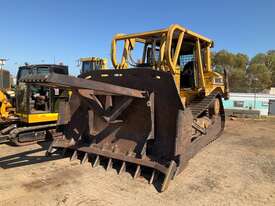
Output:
[
  {"xmin": 21, "ymin": 24, "xmax": 229, "ymax": 191},
  {"xmin": 0, "ymin": 64, "xmax": 69, "ymax": 145}
]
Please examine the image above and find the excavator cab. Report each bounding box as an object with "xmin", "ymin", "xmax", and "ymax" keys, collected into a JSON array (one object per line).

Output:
[{"xmin": 16, "ymin": 64, "xmax": 69, "ymax": 124}]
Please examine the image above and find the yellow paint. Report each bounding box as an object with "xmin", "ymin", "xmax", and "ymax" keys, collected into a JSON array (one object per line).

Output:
[
  {"xmin": 16, "ymin": 113, "xmax": 59, "ymax": 124},
  {"xmin": 0, "ymin": 90, "xmax": 13, "ymax": 119},
  {"xmin": 110, "ymin": 24, "xmax": 227, "ymax": 107},
  {"xmin": 80, "ymin": 57, "xmax": 108, "ymax": 70},
  {"xmin": 196, "ymin": 39, "xmax": 206, "ymax": 89}
]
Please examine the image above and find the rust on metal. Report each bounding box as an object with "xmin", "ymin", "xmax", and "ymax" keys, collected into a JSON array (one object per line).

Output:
[{"xmin": 22, "ymin": 68, "xmax": 225, "ymax": 192}]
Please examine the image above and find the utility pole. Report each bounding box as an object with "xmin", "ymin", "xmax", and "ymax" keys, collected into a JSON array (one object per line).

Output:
[
  {"xmin": 0, "ymin": 58, "xmax": 8, "ymax": 89},
  {"xmin": 248, "ymin": 74, "xmax": 258, "ymax": 110},
  {"xmin": 252, "ymin": 77, "xmax": 258, "ymax": 109}
]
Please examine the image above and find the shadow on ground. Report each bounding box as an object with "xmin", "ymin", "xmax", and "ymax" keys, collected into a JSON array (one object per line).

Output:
[{"xmin": 0, "ymin": 141, "xmax": 64, "ymax": 169}]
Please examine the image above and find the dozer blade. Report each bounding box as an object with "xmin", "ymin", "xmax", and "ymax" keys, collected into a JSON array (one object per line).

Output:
[
  {"xmin": 21, "ymin": 68, "xmax": 225, "ymax": 192},
  {"xmin": 21, "ymin": 73, "xmax": 146, "ymax": 98}
]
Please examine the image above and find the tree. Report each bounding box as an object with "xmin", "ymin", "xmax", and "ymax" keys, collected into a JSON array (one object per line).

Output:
[
  {"xmin": 212, "ymin": 50, "xmax": 249, "ymax": 92},
  {"xmin": 234, "ymin": 53, "xmax": 249, "ymax": 68},
  {"xmin": 265, "ymin": 51, "xmax": 275, "ymax": 85},
  {"xmin": 212, "ymin": 50, "xmax": 235, "ymax": 71},
  {"xmin": 249, "ymin": 50, "xmax": 275, "ymax": 87},
  {"xmin": 246, "ymin": 64, "xmax": 272, "ymax": 92},
  {"xmin": 250, "ymin": 53, "xmax": 266, "ymax": 65},
  {"xmin": 229, "ymin": 67, "xmax": 249, "ymax": 92},
  {"xmin": 212, "ymin": 49, "xmax": 275, "ymax": 92}
]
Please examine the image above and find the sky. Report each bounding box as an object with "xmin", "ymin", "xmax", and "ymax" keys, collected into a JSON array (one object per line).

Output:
[{"xmin": 0, "ymin": 0, "xmax": 274, "ymax": 76}]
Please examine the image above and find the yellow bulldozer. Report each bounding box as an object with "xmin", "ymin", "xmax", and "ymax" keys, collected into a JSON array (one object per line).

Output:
[
  {"xmin": 79, "ymin": 57, "xmax": 107, "ymax": 73},
  {"xmin": 21, "ymin": 24, "xmax": 229, "ymax": 191}
]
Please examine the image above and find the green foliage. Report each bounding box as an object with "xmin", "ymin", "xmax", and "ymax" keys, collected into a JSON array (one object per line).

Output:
[
  {"xmin": 229, "ymin": 67, "xmax": 248, "ymax": 92},
  {"xmin": 247, "ymin": 64, "xmax": 271, "ymax": 92},
  {"xmin": 235, "ymin": 53, "xmax": 249, "ymax": 68},
  {"xmin": 250, "ymin": 53, "xmax": 266, "ymax": 65},
  {"xmin": 212, "ymin": 50, "xmax": 275, "ymax": 92}
]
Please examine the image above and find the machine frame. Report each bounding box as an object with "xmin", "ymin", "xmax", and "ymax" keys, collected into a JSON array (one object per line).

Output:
[{"xmin": 111, "ymin": 24, "xmax": 229, "ymax": 103}]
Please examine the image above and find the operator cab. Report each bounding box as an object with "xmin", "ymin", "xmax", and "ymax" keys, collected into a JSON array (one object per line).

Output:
[
  {"xmin": 178, "ymin": 41, "xmax": 198, "ymax": 89},
  {"xmin": 16, "ymin": 64, "xmax": 69, "ymax": 123},
  {"xmin": 133, "ymin": 41, "xmax": 198, "ymax": 90},
  {"xmin": 111, "ymin": 24, "xmax": 228, "ymax": 105},
  {"xmin": 80, "ymin": 57, "xmax": 107, "ymax": 74},
  {"xmin": 112, "ymin": 35, "xmax": 206, "ymax": 91}
]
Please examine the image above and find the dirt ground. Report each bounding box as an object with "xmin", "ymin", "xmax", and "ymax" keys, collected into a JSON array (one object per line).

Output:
[{"xmin": 0, "ymin": 118, "xmax": 275, "ymax": 206}]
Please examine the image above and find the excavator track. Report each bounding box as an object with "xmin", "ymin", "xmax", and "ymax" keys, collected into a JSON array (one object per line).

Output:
[{"xmin": 0, "ymin": 123, "xmax": 57, "ymax": 146}]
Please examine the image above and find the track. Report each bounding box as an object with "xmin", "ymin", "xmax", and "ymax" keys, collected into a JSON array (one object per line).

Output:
[
  {"xmin": 0, "ymin": 123, "xmax": 57, "ymax": 145},
  {"xmin": 175, "ymin": 92, "xmax": 225, "ymax": 175},
  {"xmin": 189, "ymin": 92, "xmax": 221, "ymax": 117},
  {"xmin": 186, "ymin": 92, "xmax": 225, "ymax": 160}
]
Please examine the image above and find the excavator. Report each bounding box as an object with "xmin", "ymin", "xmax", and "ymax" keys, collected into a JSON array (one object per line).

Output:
[
  {"xmin": 21, "ymin": 24, "xmax": 229, "ymax": 191},
  {"xmin": 0, "ymin": 69, "xmax": 15, "ymax": 128},
  {"xmin": 0, "ymin": 64, "xmax": 69, "ymax": 145},
  {"xmin": 0, "ymin": 91, "xmax": 13, "ymax": 122}
]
